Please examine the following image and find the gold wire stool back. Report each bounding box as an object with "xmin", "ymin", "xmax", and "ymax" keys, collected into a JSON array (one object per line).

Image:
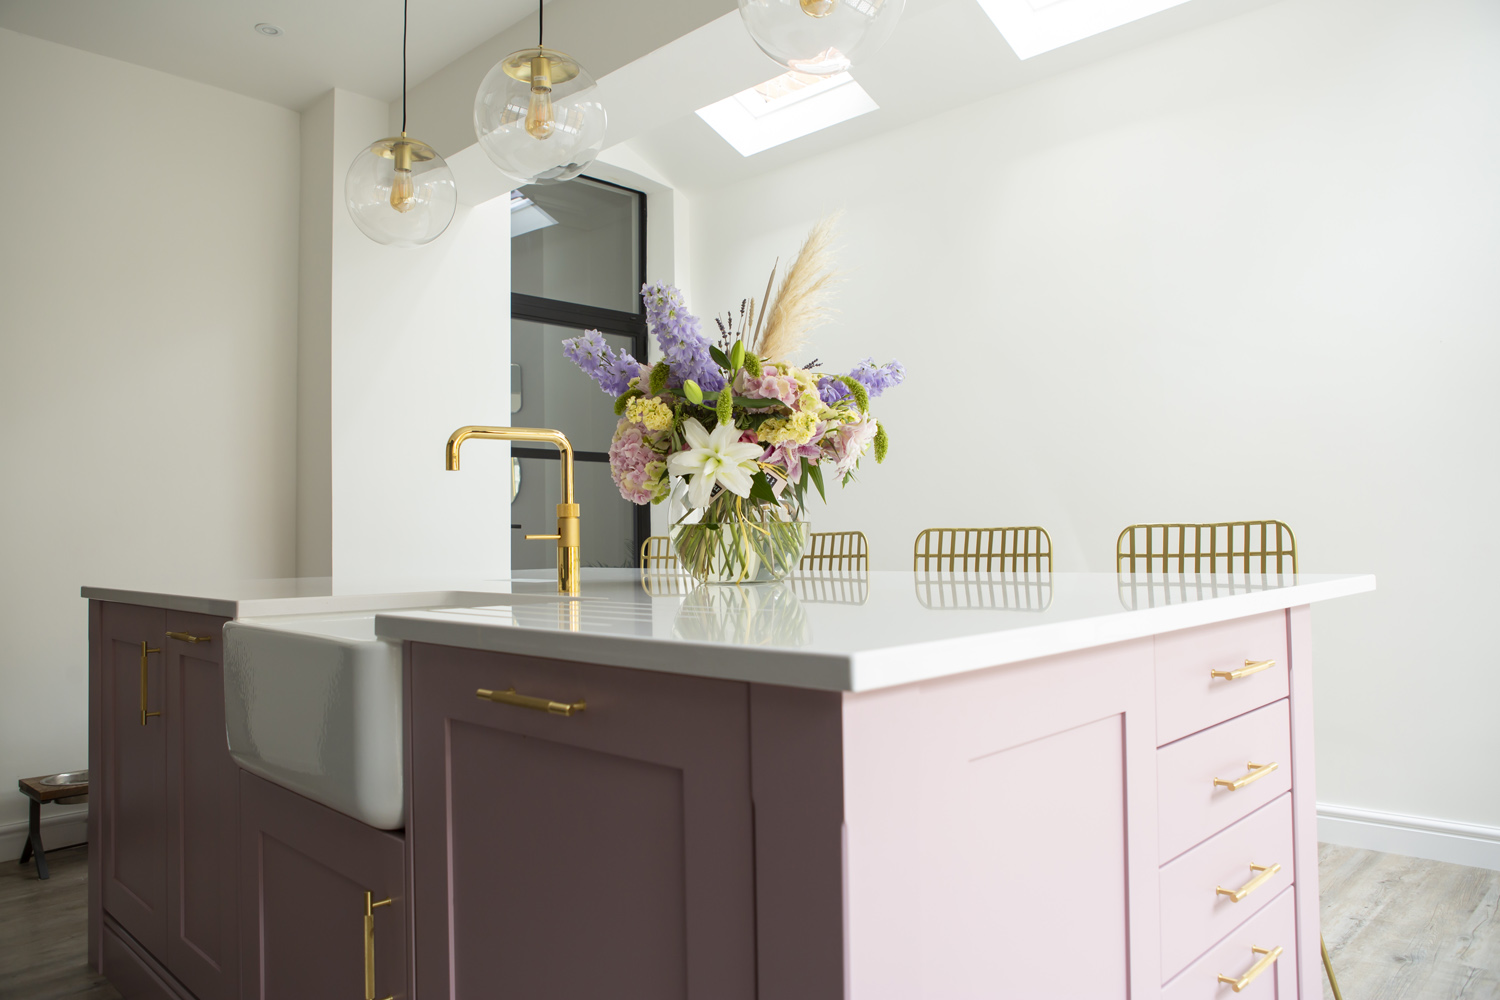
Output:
[
  {"xmin": 640, "ymin": 535, "xmax": 678, "ymax": 571},
  {"xmin": 913, "ymin": 527, "xmax": 1053, "ymax": 573},
  {"xmin": 1115, "ymin": 521, "xmax": 1298, "ymax": 574},
  {"xmin": 801, "ymin": 530, "xmax": 869, "ymax": 571}
]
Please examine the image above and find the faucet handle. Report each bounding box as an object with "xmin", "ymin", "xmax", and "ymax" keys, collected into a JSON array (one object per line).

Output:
[{"xmin": 525, "ymin": 533, "xmax": 562, "ymax": 541}]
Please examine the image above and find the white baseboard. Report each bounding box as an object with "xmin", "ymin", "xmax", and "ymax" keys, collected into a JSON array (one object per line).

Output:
[
  {"xmin": 0, "ymin": 806, "xmax": 89, "ymax": 862},
  {"xmin": 1318, "ymin": 802, "xmax": 1500, "ymax": 871}
]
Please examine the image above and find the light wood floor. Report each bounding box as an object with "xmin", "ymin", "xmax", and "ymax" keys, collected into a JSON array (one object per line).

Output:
[{"xmin": 1, "ymin": 843, "xmax": 1496, "ymax": 999}]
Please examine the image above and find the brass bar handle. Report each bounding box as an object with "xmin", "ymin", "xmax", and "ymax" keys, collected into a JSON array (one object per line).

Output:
[
  {"xmin": 1217, "ymin": 944, "xmax": 1283, "ymax": 992},
  {"xmin": 139, "ymin": 641, "xmax": 161, "ymax": 726},
  {"xmin": 363, "ymin": 892, "xmax": 394, "ymax": 1000},
  {"xmin": 476, "ymin": 687, "xmax": 586, "ymax": 717},
  {"xmin": 1212, "ymin": 658, "xmax": 1275, "ymax": 681},
  {"xmin": 1213, "ymin": 760, "xmax": 1278, "ymax": 791},
  {"xmin": 1216, "ymin": 861, "xmax": 1282, "ymax": 902},
  {"xmin": 166, "ymin": 631, "xmax": 212, "ymax": 644}
]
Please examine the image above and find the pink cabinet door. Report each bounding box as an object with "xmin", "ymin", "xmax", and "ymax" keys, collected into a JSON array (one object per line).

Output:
[
  {"xmin": 408, "ymin": 643, "xmax": 757, "ymax": 1000},
  {"xmin": 239, "ymin": 770, "xmax": 407, "ymax": 1000},
  {"xmin": 100, "ymin": 602, "xmax": 169, "ymax": 958},
  {"xmin": 841, "ymin": 638, "xmax": 1162, "ymax": 999},
  {"xmin": 163, "ymin": 612, "xmax": 236, "ymax": 1000}
]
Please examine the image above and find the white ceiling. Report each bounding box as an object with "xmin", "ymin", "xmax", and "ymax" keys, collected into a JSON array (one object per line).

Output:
[
  {"xmin": 620, "ymin": 0, "xmax": 1285, "ymax": 194},
  {"xmin": 0, "ymin": 0, "xmax": 543, "ymax": 110}
]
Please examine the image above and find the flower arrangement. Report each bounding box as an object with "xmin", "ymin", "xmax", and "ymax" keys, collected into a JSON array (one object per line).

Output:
[{"xmin": 563, "ymin": 218, "xmax": 903, "ymax": 582}]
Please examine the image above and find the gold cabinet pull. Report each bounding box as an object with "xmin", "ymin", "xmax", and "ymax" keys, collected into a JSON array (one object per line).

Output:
[
  {"xmin": 138, "ymin": 641, "xmax": 161, "ymax": 726},
  {"xmin": 1216, "ymin": 862, "xmax": 1282, "ymax": 902},
  {"xmin": 476, "ymin": 687, "xmax": 586, "ymax": 717},
  {"xmin": 166, "ymin": 631, "xmax": 212, "ymax": 644},
  {"xmin": 1213, "ymin": 760, "xmax": 1278, "ymax": 791},
  {"xmin": 1217, "ymin": 944, "xmax": 1283, "ymax": 992},
  {"xmin": 1212, "ymin": 658, "xmax": 1275, "ymax": 681},
  {"xmin": 363, "ymin": 892, "xmax": 394, "ymax": 1000}
]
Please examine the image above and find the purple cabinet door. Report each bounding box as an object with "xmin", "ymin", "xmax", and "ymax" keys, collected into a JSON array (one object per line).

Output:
[
  {"xmin": 408, "ymin": 644, "xmax": 757, "ymax": 1000},
  {"xmin": 163, "ymin": 611, "xmax": 237, "ymax": 1000},
  {"xmin": 239, "ymin": 770, "xmax": 407, "ymax": 1000},
  {"xmin": 100, "ymin": 602, "xmax": 170, "ymax": 958}
]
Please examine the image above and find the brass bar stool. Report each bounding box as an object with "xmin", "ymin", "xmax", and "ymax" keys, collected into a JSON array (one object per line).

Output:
[
  {"xmin": 1115, "ymin": 520, "xmax": 1341, "ymax": 999},
  {"xmin": 640, "ymin": 535, "xmax": 678, "ymax": 571},
  {"xmin": 802, "ymin": 530, "xmax": 869, "ymax": 571},
  {"xmin": 913, "ymin": 526, "xmax": 1053, "ymax": 572}
]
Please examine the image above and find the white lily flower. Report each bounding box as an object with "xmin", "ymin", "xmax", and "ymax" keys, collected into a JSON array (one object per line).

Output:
[{"xmin": 667, "ymin": 417, "xmax": 764, "ymax": 509}]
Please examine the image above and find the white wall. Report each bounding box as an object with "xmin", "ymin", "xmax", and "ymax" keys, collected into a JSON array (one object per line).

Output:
[
  {"xmin": 687, "ymin": 0, "xmax": 1500, "ymax": 835},
  {"xmin": 297, "ymin": 89, "xmax": 512, "ymax": 582},
  {"xmin": 0, "ymin": 28, "xmax": 300, "ymax": 841}
]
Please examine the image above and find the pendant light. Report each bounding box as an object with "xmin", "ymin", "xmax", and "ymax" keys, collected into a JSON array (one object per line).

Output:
[
  {"xmin": 738, "ymin": 0, "xmax": 906, "ymax": 75},
  {"xmin": 345, "ymin": 0, "xmax": 457, "ymax": 247},
  {"xmin": 473, "ymin": 0, "xmax": 607, "ymax": 185}
]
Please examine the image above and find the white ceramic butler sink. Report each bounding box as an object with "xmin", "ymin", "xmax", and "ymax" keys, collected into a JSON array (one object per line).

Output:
[{"xmin": 224, "ymin": 612, "xmax": 408, "ymax": 828}]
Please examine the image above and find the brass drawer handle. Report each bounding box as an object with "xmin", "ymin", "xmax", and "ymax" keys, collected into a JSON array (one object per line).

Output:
[
  {"xmin": 477, "ymin": 687, "xmax": 586, "ymax": 717},
  {"xmin": 139, "ymin": 641, "xmax": 161, "ymax": 726},
  {"xmin": 363, "ymin": 892, "xmax": 393, "ymax": 1000},
  {"xmin": 1218, "ymin": 944, "xmax": 1283, "ymax": 992},
  {"xmin": 1212, "ymin": 658, "xmax": 1275, "ymax": 681},
  {"xmin": 166, "ymin": 631, "xmax": 212, "ymax": 644},
  {"xmin": 1216, "ymin": 861, "xmax": 1282, "ymax": 902},
  {"xmin": 1213, "ymin": 760, "xmax": 1278, "ymax": 791}
]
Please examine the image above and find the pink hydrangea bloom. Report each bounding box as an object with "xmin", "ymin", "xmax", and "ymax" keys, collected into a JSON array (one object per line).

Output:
[
  {"xmin": 608, "ymin": 418, "xmax": 668, "ymax": 504},
  {"xmin": 734, "ymin": 365, "xmax": 800, "ymax": 408}
]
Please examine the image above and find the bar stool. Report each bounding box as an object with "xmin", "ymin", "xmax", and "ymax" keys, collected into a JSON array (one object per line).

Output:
[
  {"xmin": 17, "ymin": 770, "xmax": 89, "ymax": 880},
  {"xmin": 913, "ymin": 526, "xmax": 1053, "ymax": 572}
]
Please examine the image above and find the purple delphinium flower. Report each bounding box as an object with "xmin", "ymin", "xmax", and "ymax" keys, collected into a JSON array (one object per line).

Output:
[
  {"xmin": 848, "ymin": 358, "xmax": 905, "ymax": 397},
  {"xmin": 562, "ymin": 329, "xmax": 642, "ymax": 397},
  {"xmin": 817, "ymin": 377, "xmax": 851, "ymax": 405},
  {"xmin": 640, "ymin": 282, "xmax": 726, "ymax": 392}
]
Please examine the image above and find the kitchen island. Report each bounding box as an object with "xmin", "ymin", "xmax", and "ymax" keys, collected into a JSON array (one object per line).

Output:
[{"xmin": 85, "ymin": 568, "xmax": 1373, "ymax": 1000}]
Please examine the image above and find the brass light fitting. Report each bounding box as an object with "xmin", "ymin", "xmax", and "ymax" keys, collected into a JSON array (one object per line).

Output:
[{"xmin": 446, "ymin": 425, "xmax": 581, "ymax": 596}]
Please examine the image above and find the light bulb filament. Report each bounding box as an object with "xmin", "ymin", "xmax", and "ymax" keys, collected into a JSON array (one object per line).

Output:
[
  {"xmin": 390, "ymin": 139, "xmax": 417, "ymax": 212},
  {"xmin": 526, "ymin": 54, "xmax": 555, "ymax": 140},
  {"xmin": 800, "ymin": 0, "xmax": 837, "ymax": 16}
]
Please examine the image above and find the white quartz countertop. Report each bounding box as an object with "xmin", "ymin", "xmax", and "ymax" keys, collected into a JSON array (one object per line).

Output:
[
  {"xmin": 374, "ymin": 569, "xmax": 1376, "ymax": 693},
  {"xmin": 80, "ymin": 576, "xmax": 562, "ymax": 618}
]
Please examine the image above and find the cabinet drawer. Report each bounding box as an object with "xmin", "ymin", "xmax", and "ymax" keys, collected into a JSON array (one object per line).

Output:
[
  {"xmin": 1159, "ymin": 700, "xmax": 1292, "ymax": 862},
  {"xmin": 1160, "ymin": 794, "xmax": 1294, "ymax": 980},
  {"xmin": 1156, "ymin": 612, "xmax": 1288, "ymax": 746},
  {"xmin": 1161, "ymin": 886, "xmax": 1299, "ymax": 1000}
]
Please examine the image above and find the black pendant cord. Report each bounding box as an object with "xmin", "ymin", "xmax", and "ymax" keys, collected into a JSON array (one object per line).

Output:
[
  {"xmin": 401, "ymin": 0, "xmax": 408, "ymax": 133},
  {"xmin": 538, "ymin": 0, "xmax": 544, "ymax": 48}
]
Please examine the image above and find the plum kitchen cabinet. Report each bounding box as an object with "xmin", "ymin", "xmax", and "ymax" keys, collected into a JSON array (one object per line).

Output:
[
  {"xmin": 90, "ymin": 601, "xmax": 237, "ymax": 1000},
  {"xmin": 238, "ymin": 770, "xmax": 408, "ymax": 1000},
  {"xmin": 407, "ymin": 644, "xmax": 759, "ymax": 1000}
]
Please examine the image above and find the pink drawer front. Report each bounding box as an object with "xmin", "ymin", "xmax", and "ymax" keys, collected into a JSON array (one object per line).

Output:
[
  {"xmin": 1155, "ymin": 612, "xmax": 1289, "ymax": 746},
  {"xmin": 1160, "ymin": 794, "xmax": 1295, "ymax": 980},
  {"xmin": 1162, "ymin": 886, "xmax": 1299, "ymax": 1000},
  {"xmin": 1159, "ymin": 700, "xmax": 1292, "ymax": 862}
]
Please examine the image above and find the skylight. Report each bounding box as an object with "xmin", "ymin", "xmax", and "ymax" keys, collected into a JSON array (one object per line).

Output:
[
  {"xmin": 509, "ymin": 192, "xmax": 558, "ymax": 238},
  {"xmin": 975, "ymin": 0, "xmax": 1195, "ymax": 60},
  {"xmin": 697, "ymin": 71, "xmax": 878, "ymax": 157}
]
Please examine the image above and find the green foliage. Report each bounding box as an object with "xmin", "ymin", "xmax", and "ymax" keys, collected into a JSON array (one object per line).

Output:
[
  {"xmin": 742, "ymin": 353, "xmax": 763, "ymax": 378},
  {"xmin": 715, "ymin": 386, "xmax": 734, "ymax": 425},
  {"xmin": 730, "ymin": 340, "xmax": 746, "ymax": 370},
  {"xmin": 682, "ymin": 379, "xmax": 704, "ymax": 404},
  {"xmin": 613, "ymin": 388, "xmax": 643, "ymax": 416},
  {"xmin": 648, "ymin": 361, "xmax": 670, "ymax": 397},
  {"xmin": 839, "ymin": 376, "xmax": 869, "ymax": 413},
  {"xmin": 709, "ymin": 346, "xmax": 730, "ymax": 368},
  {"xmin": 748, "ymin": 472, "xmax": 778, "ymax": 504},
  {"xmin": 808, "ymin": 462, "xmax": 827, "ymax": 504},
  {"xmin": 873, "ymin": 421, "xmax": 888, "ymax": 463}
]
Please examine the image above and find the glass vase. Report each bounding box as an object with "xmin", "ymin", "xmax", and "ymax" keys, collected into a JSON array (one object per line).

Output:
[{"xmin": 670, "ymin": 503, "xmax": 808, "ymax": 585}]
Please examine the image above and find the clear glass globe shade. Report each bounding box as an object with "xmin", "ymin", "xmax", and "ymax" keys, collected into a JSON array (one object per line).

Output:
[
  {"xmin": 344, "ymin": 137, "xmax": 457, "ymax": 247},
  {"xmin": 737, "ymin": 0, "xmax": 905, "ymax": 74},
  {"xmin": 474, "ymin": 48, "xmax": 608, "ymax": 185}
]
